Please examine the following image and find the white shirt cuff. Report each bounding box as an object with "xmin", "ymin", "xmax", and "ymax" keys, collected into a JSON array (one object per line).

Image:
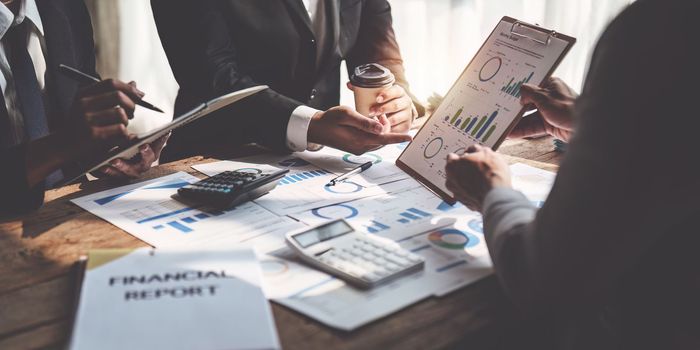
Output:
[{"xmin": 286, "ymin": 105, "xmax": 320, "ymax": 151}]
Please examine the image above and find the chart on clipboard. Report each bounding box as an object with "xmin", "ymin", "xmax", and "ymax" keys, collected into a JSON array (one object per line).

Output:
[{"xmin": 397, "ymin": 17, "xmax": 575, "ymax": 202}]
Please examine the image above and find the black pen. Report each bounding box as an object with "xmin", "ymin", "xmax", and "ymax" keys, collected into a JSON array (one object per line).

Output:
[
  {"xmin": 58, "ymin": 64, "xmax": 164, "ymax": 113},
  {"xmin": 326, "ymin": 161, "xmax": 373, "ymax": 186}
]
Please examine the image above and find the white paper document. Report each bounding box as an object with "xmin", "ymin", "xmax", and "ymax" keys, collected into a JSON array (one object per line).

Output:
[
  {"xmin": 70, "ymin": 247, "xmax": 279, "ymax": 350},
  {"xmin": 192, "ymin": 156, "xmax": 412, "ymax": 216},
  {"xmin": 71, "ymin": 172, "xmax": 302, "ymax": 247},
  {"xmin": 295, "ymin": 143, "xmax": 410, "ymax": 186}
]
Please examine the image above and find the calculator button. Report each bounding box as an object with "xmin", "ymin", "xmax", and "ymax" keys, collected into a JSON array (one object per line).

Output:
[
  {"xmin": 394, "ymin": 250, "xmax": 408, "ymax": 257},
  {"xmin": 385, "ymin": 262, "xmax": 400, "ymax": 272},
  {"xmin": 407, "ymin": 254, "xmax": 423, "ymax": 263},
  {"xmin": 361, "ymin": 252, "xmax": 374, "ymax": 260},
  {"xmin": 387, "ymin": 256, "xmax": 411, "ymax": 267}
]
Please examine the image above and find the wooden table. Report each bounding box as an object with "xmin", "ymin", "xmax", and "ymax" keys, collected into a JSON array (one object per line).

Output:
[{"xmin": 0, "ymin": 137, "xmax": 561, "ymax": 349}]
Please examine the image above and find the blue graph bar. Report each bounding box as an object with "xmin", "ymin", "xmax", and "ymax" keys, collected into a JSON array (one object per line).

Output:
[
  {"xmin": 285, "ymin": 176, "xmax": 296, "ymax": 183},
  {"xmin": 182, "ymin": 217, "xmax": 197, "ymax": 223},
  {"xmin": 407, "ymin": 208, "xmax": 431, "ymax": 217},
  {"xmin": 372, "ymin": 220, "xmax": 390, "ymax": 230},
  {"xmin": 465, "ymin": 118, "xmax": 478, "ymax": 132},
  {"xmin": 167, "ymin": 221, "xmax": 192, "ymax": 233},
  {"xmin": 136, "ymin": 207, "xmax": 194, "ymax": 224},
  {"xmin": 399, "ymin": 212, "xmax": 420, "ymax": 220},
  {"xmin": 195, "ymin": 213, "xmax": 210, "ymax": 219},
  {"xmin": 280, "ymin": 179, "xmax": 289, "ymax": 184},
  {"xmin": 368, "ymin": 226, "xmax": 380, "ymax": 233},
  {"xmin": 153, "ymin": 225, "xmax": 164, "ymax": 230},
  {"xmin": 291, "ymin": 175, "xmax": 303, "ymax": 181},
  {"xmin": 398, "ymin": 218, "xmax": 410, "ymax": 224},
  {"xmin": 476, "ymin": 110, "xmax": 499, "ymax": 139},
  {"xmin": 297, "ymin": 173, "xmax": 309, "ymax": 179}
]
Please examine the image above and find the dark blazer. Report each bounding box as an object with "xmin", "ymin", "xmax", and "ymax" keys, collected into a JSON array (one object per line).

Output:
[
  {"xmin": 481, "ymin": 0, "xmax": 700, "ymax": 348},
  {"xmin": 152, "ymin": 0, "xmax": 422, "ymax": 162},
  {"xmin": 0, "ymin": 0, "xmax": 97, "ymax": 214}
]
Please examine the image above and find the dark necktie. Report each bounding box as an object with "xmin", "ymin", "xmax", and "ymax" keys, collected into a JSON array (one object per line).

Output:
[{"xmin": 6, "ymin": 21, "xmax": 63, "ymax": 187}]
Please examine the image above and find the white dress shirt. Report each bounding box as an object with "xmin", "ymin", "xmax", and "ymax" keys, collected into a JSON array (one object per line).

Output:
[
  {"xmin": 286, "ymin": 0, "xmax": 327, "ymax": 151},
  {"xmin": 0, "ymin": 0, "xmax": 46, "ymax": 146}
]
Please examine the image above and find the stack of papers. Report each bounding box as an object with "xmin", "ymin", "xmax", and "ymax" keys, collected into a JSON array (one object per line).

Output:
[{"xmin": 73, "ymin": 146, "xmax": 556, "ymax": 331}]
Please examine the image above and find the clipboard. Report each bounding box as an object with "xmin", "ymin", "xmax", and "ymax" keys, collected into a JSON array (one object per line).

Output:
[
  {"xmin": 396, "ymin": 16, "xmax": 575, "ymax": 204},
  {"xmin": 60, "ymin": 85, "xmax": 268, "ymax": 186}
]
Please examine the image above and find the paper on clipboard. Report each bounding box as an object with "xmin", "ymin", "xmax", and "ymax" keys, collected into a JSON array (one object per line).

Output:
[
  {"xmin": 61, "ymin": 85, "xmax": 268, "ymax": 185},
  {"xmin": 396, "ymin": 17, "xmax": 575, "ymax": 203}
]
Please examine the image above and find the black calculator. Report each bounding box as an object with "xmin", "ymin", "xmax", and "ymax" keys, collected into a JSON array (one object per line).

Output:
[{"xmin": 176, "ymin": 169, "xmax": 289, "ymax": 208}]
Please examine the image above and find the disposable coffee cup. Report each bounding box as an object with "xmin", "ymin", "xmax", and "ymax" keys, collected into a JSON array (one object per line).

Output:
[{"xmin": 350, "ymin": 63, "xmax": 395, "ymax": 117}]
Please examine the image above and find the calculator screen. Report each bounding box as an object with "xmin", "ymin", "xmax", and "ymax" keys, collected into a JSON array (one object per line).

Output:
[{"xmin": 294, "ymin": 220, "xmax": 353, "ymax": 248}]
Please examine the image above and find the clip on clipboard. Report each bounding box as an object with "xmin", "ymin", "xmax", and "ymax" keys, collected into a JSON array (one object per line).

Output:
[{"xmin": 396, "ymin": 16, "xmax": 575, "ymax": 204}]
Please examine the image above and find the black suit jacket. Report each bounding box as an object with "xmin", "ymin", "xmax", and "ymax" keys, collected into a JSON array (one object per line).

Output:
[
  {"xmin": 152, "ymin": 0, "xmax": 421, "ymax": 162},
  {"xmin": 481, "ymin": 0, "xmax": 700, "ymax": 348},
  {"xmin": 0, "ymin": 0, "xmax": 97, "ymax": 214}
]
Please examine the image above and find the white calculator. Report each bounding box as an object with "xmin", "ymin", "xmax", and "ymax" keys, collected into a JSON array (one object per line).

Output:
[{"xmin": 285, "ymin": 219, "xmax": 425, "ymax": 289}]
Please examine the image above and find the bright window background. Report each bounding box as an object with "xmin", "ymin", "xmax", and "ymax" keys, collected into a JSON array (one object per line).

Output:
[{"xmin": 114, "ymin": 0, "xmax": 634, "ymax": 133}]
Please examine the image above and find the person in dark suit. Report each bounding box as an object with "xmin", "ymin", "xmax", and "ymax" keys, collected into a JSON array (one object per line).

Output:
[
  {"xmin": 0, "ymin": 0, "xmax": 166, "ymax": 214},
  {"xmin": 151, "ymin": 0, "xmax": 419, "ymax": 161},
  {"xmin": 444, "ymin": 0, "xmax": 699, "ymax": 348}
]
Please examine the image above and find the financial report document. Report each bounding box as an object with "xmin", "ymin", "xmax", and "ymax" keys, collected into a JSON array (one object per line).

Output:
[{"xmin": 398, "ymin": 18, "xmax": 573, "ymax": 200}]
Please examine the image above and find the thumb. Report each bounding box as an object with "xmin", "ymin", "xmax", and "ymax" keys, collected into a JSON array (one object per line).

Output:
[
  {"xmin": 336, "ymin": 108, "xmax": 384, "ymax": 134},
  {"xmin": 128, "ymin": 81, "xmax": 146, "ymax": 98},
  {"xmin": 519, "ymin": 84, "xmax": 548, "ymax": 108}
]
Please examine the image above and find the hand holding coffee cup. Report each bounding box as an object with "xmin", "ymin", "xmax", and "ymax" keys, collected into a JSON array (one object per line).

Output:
[{"xmin": 348, "ymin": 63, "xmax": 415, "ymax": 133}]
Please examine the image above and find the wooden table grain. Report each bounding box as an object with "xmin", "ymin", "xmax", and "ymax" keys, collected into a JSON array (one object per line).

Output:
[{"xmin": 0, "ymin": 138, "xmax": 562, "ymax": 349}]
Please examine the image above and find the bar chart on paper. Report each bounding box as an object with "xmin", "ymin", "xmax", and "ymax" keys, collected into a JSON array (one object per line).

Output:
[{"xmin": 72, "ymin": 172, "xmax": 302, "ymax": 247}]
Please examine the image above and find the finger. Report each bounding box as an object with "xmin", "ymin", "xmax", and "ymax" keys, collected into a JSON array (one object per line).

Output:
[
  {"xmin": 335, "ymin": 108, "xmax": 385, "ymax": 134},
  {"xmin": 128, "ymin": 81, "xmax": 146, "ymax": 98},
  {"xmin": 519, "ymin": 84, "xmax": 550, "ymax": 108},
  {"xmin": 90, "ymin": 124, "xmax": 130, "ymax": 143},
  {"xmin": 375, "ymin": 84, "xmax": 405, "ymax": 104},
  {"xmin": 367, "ymin": 131, "xmax": 413, "ymax": 145},
  {"xmin": 81, "ymin": 91, "xmax": 136, "ymax": 117},
  {"xmin": 79, "ymin": 79, "xmax": 144, "ymax": 102},
  {"xmin": 508, "ymin": 112, "xmax": 547, "ymax": 139},
  {"xmin": 85, "ymin": 107, "xmax": 129, "ymax": 127},
  {"xmin": 101, "ymin": 165, "xmax": 127, "ymax": 178},
  {"xmin": 139, "ymin": 144, "xmax": 157, "ymax": 168},
  {"xmin": 371, "ymin": 95, "xmax": 411, "ymax": 116},
  {"xmin": 111, "ymin": 159, "xmax": 141, "ymax": 178}
]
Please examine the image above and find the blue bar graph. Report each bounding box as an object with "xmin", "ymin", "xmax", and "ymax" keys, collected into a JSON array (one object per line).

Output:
[
  {"xmin": 399, "ymin": 212, "xmax": 420, "ymax": 220},
  {"xmin": 195, "ymin": 213, "xmax": 210, "ymax": 219},
  {"xmin": 406, "ymin": 208, "xmax": 431, "ymax": 217},
  {"xmin": 182, "ymin": 217, "xmax": 197, "ymax": 223},
  {"xmin": 475, "ymin": 110, "xmax": 499, "ymax": 139},
  {"xmin": 136, "ymin": 207, "xmax": 194, "ymax": 224},
  {"xmin": 278, "ymin": 169, "xmax": 330, "ymax": 186},
  {"xmin": 167, "ymin": 221, "xmax": 193, "ymax": 233},
  {"xmin": 365, "ymin": 220, "xmax": 390, "ymax": 234}
]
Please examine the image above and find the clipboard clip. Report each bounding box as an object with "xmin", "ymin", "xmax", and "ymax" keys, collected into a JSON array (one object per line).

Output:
[{"xmin": 510, "ymin": 21, "xmax": 555, "ymax": 46}]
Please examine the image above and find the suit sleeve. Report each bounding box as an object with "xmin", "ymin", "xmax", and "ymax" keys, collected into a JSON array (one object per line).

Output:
[
  {"xmin": 0, "ymin": 145, "xmax": 44, "ymax": 215},
  {"xmin": 151, "ymin": 0, "xmax": 301, "ymax": 153},
  {"xmin": 480, "ymin": 1, "xmax": 699, "ymax": 316},
  {"xmin": 345, "ymin": 0, "xmax": 424, "ymax": 117}
]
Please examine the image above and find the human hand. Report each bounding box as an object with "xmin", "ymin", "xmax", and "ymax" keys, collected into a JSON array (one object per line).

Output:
[
  {"xmin": 444, "ymin": 144, "xmax": 511, "ymax": 212},
  {"xmin": 100, "ymin": 133, "xmax": 170, "ymax": 178},
  {"xmin": 509, "ymin": 77, "xmax": 577, "ymax": 142},
  {"xmin": 347, "ymin": 82, "xmax": 415, "ymax": 133},
  {"xmin": 308, "ymin": 106, "xmax": 412, "ymax": 155},
  {"xmin": 70, "ymin": 79, "xmax": 145, "ymax": 154}
]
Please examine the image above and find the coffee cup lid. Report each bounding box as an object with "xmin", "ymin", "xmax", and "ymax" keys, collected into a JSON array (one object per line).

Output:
[{"xmin": 351, "ymin": 63, "xmax": 395, "ymax": 88}]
